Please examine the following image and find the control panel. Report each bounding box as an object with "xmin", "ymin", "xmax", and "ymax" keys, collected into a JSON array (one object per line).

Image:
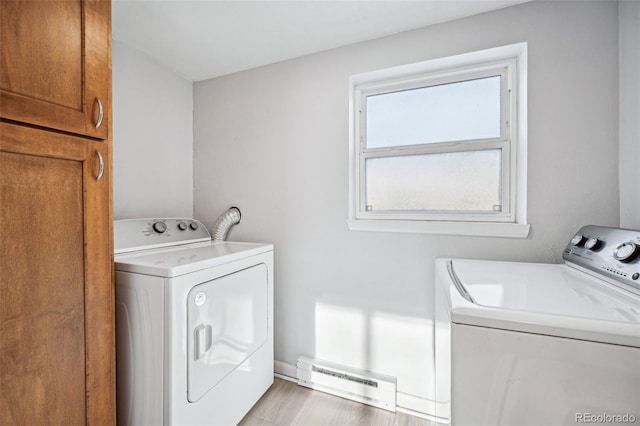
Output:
[
  {"xmin": 114, "ymin": 218, "xmax": 212, "ymax": 254},
  {"xmin": 563, "ymin": 225, "xmax": 640, "ymax": 292}
]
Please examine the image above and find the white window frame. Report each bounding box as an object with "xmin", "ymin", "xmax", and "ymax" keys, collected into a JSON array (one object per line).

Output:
[{"xmin": 348, "ymin": 43, "xmax": 529, "ymax": 238}]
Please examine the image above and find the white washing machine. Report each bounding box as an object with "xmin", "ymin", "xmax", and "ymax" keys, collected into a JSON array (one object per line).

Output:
[
  {"xmin": 435, "ymin": 225, "xmax": 640, "ymax": 425},
  {"xmin": 114, "ymin": 218, "xmax": 274, "ymax": 426}
]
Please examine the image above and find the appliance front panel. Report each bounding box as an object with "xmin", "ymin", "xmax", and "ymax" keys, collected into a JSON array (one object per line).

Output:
[
  {"xmin": 451, "ymin": 323, "xmax": 640, "ymax": 426},
  {"xmin": 186, "ymin": 264, "xmax": 269, "ymax": 402}
]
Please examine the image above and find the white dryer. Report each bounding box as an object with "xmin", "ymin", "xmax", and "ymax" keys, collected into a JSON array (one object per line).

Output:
[
  {"xmin": 114, "ymin": 218, "xmax": 274, "ymax": 426},
  {"xmin": 435, "ymin": 225, "xmax": 640, "ymax": 425}
]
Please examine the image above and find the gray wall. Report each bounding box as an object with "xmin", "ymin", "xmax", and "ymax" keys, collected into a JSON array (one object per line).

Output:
[
  {"xmin": 113, "ymin": 41, "xmax": 194, "ymax": 219},
  {"xmin": 193, "ymin": 1, "xmax": 619, "ymax": 412},
  {"xmin": 619, "ymin": 0, "xmax": 640, "ymax": 229}
]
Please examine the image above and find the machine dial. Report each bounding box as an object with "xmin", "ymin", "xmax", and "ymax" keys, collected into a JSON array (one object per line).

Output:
[
  {"xmin": 584, "ymin": 237, "xmax": 602, "ymax": 251},
  {"xmin": 571, "ymin": 234, "xmax": 586, "ymax": 246},
  {"xmin": 177, "ymin": 221, "xmax": 188, "ymax": 231},
  {"xmin": 152, "ymin": 221, "xmax": 167, "ymax": 234},
  {"xmin": 613, "ymin": 242, "xmax": 640, "ymax": 263},
  {"xmin": 189, "ymin": 221, "xmax": 199, "ymax": 231}
]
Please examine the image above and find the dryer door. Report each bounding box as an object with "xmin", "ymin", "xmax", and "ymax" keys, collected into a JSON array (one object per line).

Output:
[{"xmin": 186, "ymin": 263, "xmax": 268, "ymax": 402}]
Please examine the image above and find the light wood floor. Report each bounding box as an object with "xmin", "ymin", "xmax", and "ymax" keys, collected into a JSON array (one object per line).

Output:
[{"xmin": 238, "ymin": 378, "xmax": 437, "ymax": 426}]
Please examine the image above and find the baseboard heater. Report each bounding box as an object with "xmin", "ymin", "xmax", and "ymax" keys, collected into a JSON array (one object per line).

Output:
[{"xmin": 296, "ymin": 356, "xmax": 397, "ymax": 412}]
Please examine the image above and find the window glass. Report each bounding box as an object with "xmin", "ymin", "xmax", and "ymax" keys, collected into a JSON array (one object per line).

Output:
[
  {"xmin": 366, "ymin": 76, "xmax": 501, "ymax": 148},
  {"xmin": 364, "ymin": 149, "xmax": 502, "ymax": 212}
]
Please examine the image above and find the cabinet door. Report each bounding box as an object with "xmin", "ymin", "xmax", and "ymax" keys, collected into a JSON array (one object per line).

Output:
[
  {"xmin": 0, "ymin": 122, "xmax": 115, "ymax": 425},
  {"xmin": 0, "ymin": 0, "xmax": 111, "ymax": 140}
]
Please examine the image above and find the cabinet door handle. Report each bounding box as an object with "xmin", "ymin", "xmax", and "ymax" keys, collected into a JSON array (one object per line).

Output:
[
  {"xmin": 95, "ymin": 150, "xmax": 104, "ymax": 182},
  {"xmin": 94, "ymin": 97, "xmax": 104, "ymax": 129}
]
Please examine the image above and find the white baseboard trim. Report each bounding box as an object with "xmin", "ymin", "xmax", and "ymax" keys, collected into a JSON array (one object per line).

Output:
[
  {"xmin": 397, "ymin": 406, "xmax": 446, "ymax": 424},
  {"xmin": 274, "ymin": 360, "xmax": 297, "ymax": 379},
  {"xmin": 273, "ymin": 359, "xmax": 444, "ymax": 422},
  {"xmin": 274, "ymin": 372, "xmax": 297, "ymax": 383}
]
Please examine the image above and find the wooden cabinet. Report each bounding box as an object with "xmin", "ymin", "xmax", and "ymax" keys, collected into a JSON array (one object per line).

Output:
[
  {"xmin": 0, "ymin": 123, "xmax": 115, "ymax": 425},
  {"xmin": 0, "ymin": 1, "xmax": 115, "ymax": 425},
  {"xmin": 0, "ymin": 0, "xmax": 111, "ymax": 140}
]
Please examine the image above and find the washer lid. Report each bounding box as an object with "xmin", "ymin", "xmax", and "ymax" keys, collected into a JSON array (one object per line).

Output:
[
  {"xmin": 115, "ymin": 241, "xmax": 273, "ymax": 277},
  {"xmin": 447, "ymin": 259, "xmax": 640, "ymax": 347}
]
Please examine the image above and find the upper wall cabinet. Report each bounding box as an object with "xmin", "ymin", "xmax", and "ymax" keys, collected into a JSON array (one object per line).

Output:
[{"xmin": 0, "ymin": 0, "xmax": 111, "ymax": 140}]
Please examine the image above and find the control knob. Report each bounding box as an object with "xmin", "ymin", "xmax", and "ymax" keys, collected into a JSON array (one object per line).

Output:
[
  {"xmin": 570, "ymin": 234, "xmax": 586, "ymax": 246},
  {"xmin": 189, "ymin": 221, "xmax": 199, "ymax": 231},
  {"xmin": 613, "ymin": 241, "xmax": 640, "ymax": 263},
  {"xmin": 152, "ymin": 221, "xmax": 167, "ymax": 234},
  {"xmin": 584, "ymin": 237, "xmax": 602, "ymax": 251},
  {"xmin": 177, "ymin": 221, "xmax": 188, "ymax": 231}
]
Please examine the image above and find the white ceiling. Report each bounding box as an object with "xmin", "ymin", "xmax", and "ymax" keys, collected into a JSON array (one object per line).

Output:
[{"xmin": 112, "ymin": 0, "xmax": 530, "ymax": 82}]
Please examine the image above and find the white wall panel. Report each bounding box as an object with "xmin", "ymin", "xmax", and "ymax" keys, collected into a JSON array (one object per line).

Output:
[
  {"xmin": 113, "ymin": 41, "xmax": 194, "ymax": 219},
  {"xmin": 619, "ymin": 0, "xmax": 640, "ymax": 229}
]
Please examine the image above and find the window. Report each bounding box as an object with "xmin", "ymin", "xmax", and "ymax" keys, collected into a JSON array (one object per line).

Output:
[{"xmin": 348, "ymin": 43, "xmax": 529, "ymax": 237}]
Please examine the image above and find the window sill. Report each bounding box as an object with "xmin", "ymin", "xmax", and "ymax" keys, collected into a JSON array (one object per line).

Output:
[{"xmin": 347, "ymin": 219, "xmax": 530, "ymax": 238}]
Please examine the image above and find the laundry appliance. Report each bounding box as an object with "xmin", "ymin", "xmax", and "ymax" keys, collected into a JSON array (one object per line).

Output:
[
  {"xmin": 435, "ymin": 225, "xmax": 640, "ymax": 425},
  {"xmin": 114, "ymin": 218, "xmax": 274, "ymax": 426}
]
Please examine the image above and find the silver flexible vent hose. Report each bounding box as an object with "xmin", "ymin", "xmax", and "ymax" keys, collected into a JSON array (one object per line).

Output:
[{"xmin": 211, "ymin": 207, "xmax": 242, "ymax": 241}]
